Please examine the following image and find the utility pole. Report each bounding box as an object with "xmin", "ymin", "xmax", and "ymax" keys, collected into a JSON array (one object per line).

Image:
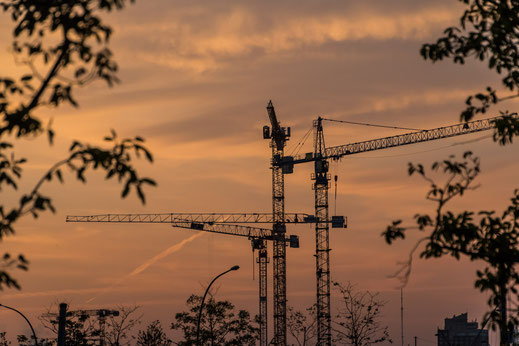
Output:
[
  {"xmin": 57, "ymin": 303, "xmax": 67, "ymax": 346},
  {"xmin": 401, "ymin": 288, "xmax": 404, "ymax": 346}
]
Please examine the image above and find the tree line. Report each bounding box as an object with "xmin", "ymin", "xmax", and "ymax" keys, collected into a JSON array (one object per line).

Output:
[{"xmin": 0, "ymin": 282, "xmax": 390, "ymax": 346}]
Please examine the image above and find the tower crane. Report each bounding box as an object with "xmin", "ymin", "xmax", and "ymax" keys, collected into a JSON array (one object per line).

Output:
[
  {"xmin": 66, "ymin": 212, "xmax": 345, "ymax": 346},
  {"xmin": 263, "ymin": 101, "xmax": 517, "ymax": 345},
  {"xmin": 170, "ymin": 220, "xmax": 299, "ymax": 346}
]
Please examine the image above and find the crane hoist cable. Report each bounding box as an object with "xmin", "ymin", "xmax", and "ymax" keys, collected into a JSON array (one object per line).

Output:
[{"xmin": 321, "ymin": 117, "xmax": 423, "ymax": 131}]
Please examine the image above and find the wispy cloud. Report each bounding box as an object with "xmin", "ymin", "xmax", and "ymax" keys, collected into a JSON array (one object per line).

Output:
[
  {"xmin": 120, "ymin": 6, "xmax": 457, "ymax": 73},
  {"xmin": 1, "ymin": 233, "xmax": 204, "ymax": 303},
  {"xmin": 1, "ymin": 287, "xmax": 102, "ymax": 300},
  {"xmin": 86, "ymin": 232, "xmax": 204, "ymax": 303}
]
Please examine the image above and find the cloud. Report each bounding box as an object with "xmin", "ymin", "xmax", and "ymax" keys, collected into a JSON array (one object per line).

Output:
[
  {"xmin": 325, "ymin": 88, "xmax": 476, "ymax": 122},
  {"xmin": 118, "ymin": 5, "xmax": 457, "ymax": 73}
]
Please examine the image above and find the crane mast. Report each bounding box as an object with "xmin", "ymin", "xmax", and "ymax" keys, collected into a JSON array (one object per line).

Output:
[
  {"xmin": 265, "ymin": 100, "xmax": 291, "ymax": 345},
  {"xmin": 313, "ymin": 117, "xmax": 332, "ymax": 344}
]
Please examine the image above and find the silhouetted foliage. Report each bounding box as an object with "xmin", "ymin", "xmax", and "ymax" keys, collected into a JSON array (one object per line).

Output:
[
  {"xmin": 38, "ymin": 309, "xmax": 101, "ymax": 345},
  {"xmin": 416, "ymin": 4, "xmax": 519, "ymax": 344},
  {"xmin": 332, "ymin": 281, "xmax": 391, "ymax": 346},
  {"xmin": 137, "ymin": 320, "xmax": 172, "ymax": 346},
  {"xmin": 383, "ymin": 151, "xmax": 519, "ymax": 345},
  {"xmin": 16, "ymin": 335, "xmax": 44, "ymax": 346},
  {"xmin": 286, "ymin": 304, "xmax": 317, "ymax": 346},
  {"xmin": 171, "ymin": 294, "xmax": 259, "ymax": 346},
  {"xmin": 0, "ymin": 332, "xmax": 10, "ymax": 346},
  {"xmin": 0, "ymin": 0, "xmax": 155, "ymax": 290},
  {"xmin": 105, "ymin": 305, "xmax": 142, "ymax": 346},
  {"xmin": 421, "ymin": 0, "xmax": 519, "ymax": 144},
  {"xmin": 14, "ymin": 304, "xmax": 141, "ymax": 345}
]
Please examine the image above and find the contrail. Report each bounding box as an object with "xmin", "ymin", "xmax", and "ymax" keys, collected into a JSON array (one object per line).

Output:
[{"xmin": 86, "ymin": 232, "xmax": 203, "ymax": 303}]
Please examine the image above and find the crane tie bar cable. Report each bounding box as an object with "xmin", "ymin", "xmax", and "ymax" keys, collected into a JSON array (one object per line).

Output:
[
  {"xmin": 288, "ymin": 125, "xmax": 313, "ymax": 156},
  {"xmin": 321, "ymin": 117, "xmax": 423, "ymax": 131}
]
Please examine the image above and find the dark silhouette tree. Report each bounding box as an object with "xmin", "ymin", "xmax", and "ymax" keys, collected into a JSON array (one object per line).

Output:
[
  {"xmin": 286, "ymin": 304, "xmax": 317, "ymax": 346},
  {"xmin": 420, "ymin": 0, "xmax": 519, "ymax": 144},
  {"xmin": 105, "ymin": 305, "xmax": 142, "ymax": 346},
  {"xmin": 0, "ymin": 0, "xmax": 155, "ymax": 290},
  {"xmin": 171, "ymin": 294, "xmax": 259, "ymax": 346},
  {"xmin": 396, "ymin": 3, "xmax": 519, "ymax": 343},
  {"xmin": 332, "ymin": 281, "xmax": 391, "ymax": 346},
  {"xmin": 137, "ymin": 320, "xmax": 171, "ymax": 346},
  {"xmin": 383, "ymin": 151, "xmax": 519, "ymax": 345}
]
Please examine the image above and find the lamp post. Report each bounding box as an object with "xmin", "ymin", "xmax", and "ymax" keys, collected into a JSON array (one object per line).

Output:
[
  {"xmin": 0, "ymin": 303, "xmax": 38, "ymax": 346},
  {"xmin": 196, "ymin": 265, "xmax": 240, "ymax": 346}
]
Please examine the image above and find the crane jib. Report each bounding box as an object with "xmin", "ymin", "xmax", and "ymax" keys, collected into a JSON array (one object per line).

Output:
[
  {"xmin": 65, "ymin": 213, "xmax": 346, "ymax": 228},
  {"xmin": 276, "ymin": 114, "xmax": 517, "ymax": 172}
]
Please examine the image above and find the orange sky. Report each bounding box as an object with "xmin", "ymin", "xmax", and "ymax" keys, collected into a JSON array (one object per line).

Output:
[{"xmin": 1, "ymin": 1, "xmax": 519, "ymax": 344}]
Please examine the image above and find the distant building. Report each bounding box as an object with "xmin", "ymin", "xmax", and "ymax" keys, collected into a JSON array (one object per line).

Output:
[{"xmin": 436, "ymin": 313, "xmax": 489, "ymax": 346}]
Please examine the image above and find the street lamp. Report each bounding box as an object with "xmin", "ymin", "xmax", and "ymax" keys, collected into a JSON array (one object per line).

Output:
[
  {"xmin": 196, "ymin": 265, "xmax": 240, "ymax": 346},
  {"xmin": 0, "ymin": 303, "xmax": 38, "ymax": 346}
]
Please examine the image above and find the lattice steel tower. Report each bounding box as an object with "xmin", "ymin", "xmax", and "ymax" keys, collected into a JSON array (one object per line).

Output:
[
  {"xmin": 264, "ymin": 100, "xmax": 291, "ymax": 345},
  {"xmin": 312, "ymin": 117, "xmax": 332, "ymax": 344}
]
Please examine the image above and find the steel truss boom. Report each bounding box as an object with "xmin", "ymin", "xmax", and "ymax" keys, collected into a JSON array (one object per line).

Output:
[
  {"xmin": 284, "ymin": 114, "xmax": 517, "ymax": 167},
  {"xmin": 170, "ymin": 220, "xmax": 299, "ymax": 245},
  {"xmin": 170, "ymin": 221, "xmax": 299, "ymax": 346},
  {"xmin": 272, "ymin": 112, "xmax": 516, "ymax": 346},
  {"xmin": 66, "ymin": 212, "xmax": 318, "ymax": 224}
]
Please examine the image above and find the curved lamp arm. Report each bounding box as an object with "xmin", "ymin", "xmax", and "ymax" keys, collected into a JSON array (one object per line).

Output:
[
  {"xmin": 0, "ymin": 303, "xmax": 38, "ymax": 346},
  {"xmin": 196, "ymin": 265, "xmax": 240, "ymax": 345}
]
